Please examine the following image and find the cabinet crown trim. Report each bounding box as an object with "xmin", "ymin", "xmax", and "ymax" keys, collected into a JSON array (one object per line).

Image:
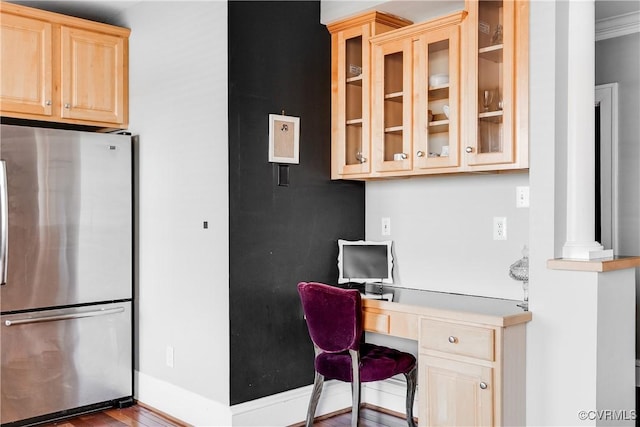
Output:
[
  {"xmin": 326, "ymin": 10, "xmax": 413, "ymax": 34},
  {"xmin": 0, "ymin": 1, "xmax": 130, "ymax": 36},
  {"xmin": 369, "ymin": 10, "xmax": 467, "ymax": 44}
]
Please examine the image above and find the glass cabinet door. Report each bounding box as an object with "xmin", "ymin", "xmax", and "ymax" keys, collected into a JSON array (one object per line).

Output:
[
  {"xmin": 371, "ymin": 37, "xmax": 413, "ymax": 173},
  {"xmin": 466, "ymin": 0, "xmax": 516, "ymax": 166},
  {"xmin": 334, "ymin": 25, "xmax": 371, "ymax": 177},
  {"xmin": 414, "ymin": 25, "xmax": 460, "ymax": 171}
]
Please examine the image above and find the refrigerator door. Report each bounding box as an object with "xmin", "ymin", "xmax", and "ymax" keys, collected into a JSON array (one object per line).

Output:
[
  {"xmin": 1, "ymin": 301, "xmax": 132, "ymax": 424},
  {"xmin": 0, "ymin": 125, "xmax": 132, "ymax": 312}
]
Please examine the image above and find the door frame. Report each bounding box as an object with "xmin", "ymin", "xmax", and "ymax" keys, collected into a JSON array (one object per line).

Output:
[{"xmin": 595, "ymin": 83, "xmax": 619, "ymax": 254}]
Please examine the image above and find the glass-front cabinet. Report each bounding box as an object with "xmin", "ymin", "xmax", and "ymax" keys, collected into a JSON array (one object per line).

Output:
[
  {"xmin": 327, "ymin": 12, "xmax": 412, "ymax": 180},
  {"xmin": 327, "ymin": 3, "xmax": 528, "ymax": 180},
  {"xmin": 371, "ymin": 38, "xmax": 413, "ymax": 173},
  {"xmin": 464, "ymin": 0, "xmax": 529, "ymax": 170},
  {"xmin": 371, "ymin": 12, "xmax": 466, "ymax": 176},
  {"xmin": 414, "ymin": 24, "xmax": 461, "ymax": 171}
]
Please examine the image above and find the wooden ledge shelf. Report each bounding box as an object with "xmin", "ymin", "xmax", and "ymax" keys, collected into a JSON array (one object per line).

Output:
[{"xmin": 547, "ymin": 256, "xmax": 640, "ymax": 272}]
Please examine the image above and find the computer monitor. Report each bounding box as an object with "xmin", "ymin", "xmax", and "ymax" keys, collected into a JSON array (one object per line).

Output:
[{"xmin": 337, "ymin": 239, "xmax": 393, "ymax": 285}]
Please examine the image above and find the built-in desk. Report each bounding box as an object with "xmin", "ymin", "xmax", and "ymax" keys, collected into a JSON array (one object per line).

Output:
[{"xmin": 361, "ymin": 288, "xmax": 532, "ymax": 427}]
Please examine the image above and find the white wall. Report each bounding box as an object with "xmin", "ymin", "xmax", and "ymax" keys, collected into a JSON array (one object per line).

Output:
[
  {"xmin": 366, "ymin": 174, "xmax": 529, "ymax": 300},
  {"xmin": 121, "ymin": 2, "xmax": 231, "ymax": 424}
]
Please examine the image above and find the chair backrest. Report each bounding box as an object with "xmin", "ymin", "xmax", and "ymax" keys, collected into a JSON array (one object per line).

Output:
[{"xmin": 297, "ymin": 282, "xmax": 363, "ymax": 353}]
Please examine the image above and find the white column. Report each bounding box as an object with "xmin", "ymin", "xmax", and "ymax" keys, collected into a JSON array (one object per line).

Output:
[{"xmin": 562, "ymin": 0, "xmax": 613, "ymax": 260}]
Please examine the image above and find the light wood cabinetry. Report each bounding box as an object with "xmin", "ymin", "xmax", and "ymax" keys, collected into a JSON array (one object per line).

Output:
[
  {"xmin": 327, "ymin": 12, "xmax": 412, "ymax": 180},
  {"xmin": 328, "ymin": 1, "xmax": 529, "ymax": 180},
  {"xmin": 0, "ymin": 12, "xmax": 53, "ymax": 117},
  {"xmin": 420, "ymin": 355, "xmax": 493, "ymax": 426},
  {"xmin": 362, "ymin": 290, "xmax": 530, "ymax": 426},
  {"xmin": 462, "ymin": 0, "xmax": 529, "ymax": 171},
  {"xmin": 370, "ymin": 13, "xmax": 465, "ymax": 176},
  {"xmin": 0, "ymin": 2, "xmax": 129, "ymax": 129}
]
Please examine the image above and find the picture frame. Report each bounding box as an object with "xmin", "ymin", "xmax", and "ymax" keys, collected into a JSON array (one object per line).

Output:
[{"xmin": 268, "ymin": 114, "xmax": 300, "ymax": 164}]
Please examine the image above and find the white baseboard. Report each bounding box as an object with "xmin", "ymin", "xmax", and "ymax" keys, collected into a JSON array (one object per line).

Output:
[
  {"xmin": 232, "ymin": 376, "xmax": 418, "ymax": 426},
  {"xmin": 362, "ymin": 376, "xmax": 419, "ymax": 417},
  {"xmin": 231, "ymin": 380, "xmax": 352, "ymax": 426},
  {"xmin": 135, "ymin": 370, "xmax": 232, "ymax": 426},
  {"xmin": 136, "ymin": 371, "xmax": 418, "ymax": 426}
]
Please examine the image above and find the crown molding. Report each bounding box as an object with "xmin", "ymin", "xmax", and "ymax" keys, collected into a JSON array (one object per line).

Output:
[{"xmin": 596, "ymin": 10, "xmax": 640, "ymax": 41}]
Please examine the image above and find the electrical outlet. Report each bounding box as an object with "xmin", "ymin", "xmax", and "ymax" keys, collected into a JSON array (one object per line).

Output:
[
  {"xmin": 381, "ymin": 217, "xmax": 391, "ymax": 236},
  {"xmin": 493, "ymin": 217, "xmax": 507, "ymax": 240},
  {"xmin": 516, "ymin": 186, "xmax": 530, "ymax": 208},
  {"xmin": 166, "ymin": 346, "xmax": 174, "ymax": 368}
]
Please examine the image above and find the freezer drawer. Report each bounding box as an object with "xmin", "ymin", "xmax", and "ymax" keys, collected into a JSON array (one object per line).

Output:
[{"xmin": 0, "ymin": 302, "xmax": 132, "ymax": 425}]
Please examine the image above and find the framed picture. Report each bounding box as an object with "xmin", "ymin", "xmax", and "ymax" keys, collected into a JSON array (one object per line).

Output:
[{"xmin": 268, "ymin": 114, "xmax": 300, "ymax": 164}]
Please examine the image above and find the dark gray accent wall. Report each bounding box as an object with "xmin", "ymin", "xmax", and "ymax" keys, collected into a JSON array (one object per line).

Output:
[{"xmin": 228, "ymin": 1, "xmax": 365, "ymax": 405}]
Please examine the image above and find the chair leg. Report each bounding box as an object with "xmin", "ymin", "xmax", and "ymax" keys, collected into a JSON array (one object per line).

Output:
[
  {"xmin": 403, "ymin": 366, "xmax": 417, "ymax": 427},
  {"xmin": 305, "ymin": 371, "xmax": 324, "ymax": 427},
  {"xmin": 349, "ymin": 349, "xmax": 361, "ymax": 427}
]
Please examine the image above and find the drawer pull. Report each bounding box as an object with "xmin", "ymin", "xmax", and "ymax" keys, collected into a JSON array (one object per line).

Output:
[
  {"xmin": 479, "ymin": 382, "xmax": 488, "ymax": 390},
  {"xmin": 448, "ymin": 336, "xmax": 458, "ymax": 344}
]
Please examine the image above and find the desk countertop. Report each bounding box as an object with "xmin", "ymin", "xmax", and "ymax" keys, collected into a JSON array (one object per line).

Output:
[{"xmin": 362, "ymin": 287, "xmax": 532, "ymax": 327}]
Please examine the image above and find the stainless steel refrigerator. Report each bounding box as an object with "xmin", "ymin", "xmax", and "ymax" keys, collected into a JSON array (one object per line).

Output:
[{"xmin": 0, "ymin": 124, "xmax": 134, "ymax": 426}]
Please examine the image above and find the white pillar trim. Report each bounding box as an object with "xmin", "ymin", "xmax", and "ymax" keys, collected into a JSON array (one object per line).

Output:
[{"xmin": 562, "ymin": 0, "xmax": 613, "ymax": 260}]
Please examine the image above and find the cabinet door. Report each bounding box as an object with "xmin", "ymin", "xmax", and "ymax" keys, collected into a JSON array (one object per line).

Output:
[
  {"xmin": 419, "ymin": 355, "xmax": 493, "ymax": 427},
  {"xmin": 0, "ymin": 13, "xmax": 52, "ymax": 116},
  {"xmin": 464, "ymin": 0, "xmax": 517, "ymax": 167},
  {"xmin": 332, "ymin": 25, "xmax": 372, "ymax": 178},
  {"xmin": 60, "ymin": 26, "xmax": 126, "ymax": 124},
  {"xmin": 414, "ymin": 25, "xmax": 460, "ymax": 171},
  {"xmin": 371, "ymin": 37, "xmax": 413, "ymax": 173}
]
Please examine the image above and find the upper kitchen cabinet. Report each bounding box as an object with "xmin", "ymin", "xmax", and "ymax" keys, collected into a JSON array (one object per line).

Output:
[
  {"xmin": 462, "ymin": 0, "xmax": 529, "ymax": 171},
  {"xmin": 328, "ymin": 1, "xmax": 529, "ymax": 180},
  {"xmin": 327, "ymin": 11, "xmax": 412, "ymax": 180},
  {"xmin": 370, "ymin": 12, "xmax": 465, "ymax": 176},
  {"xmin": 0, "ymin": 12, "xmax": 53, "ymax": 117},
  {"xmin": 0, "ymin": 2, "xmax": 130, "ymax": 129}
]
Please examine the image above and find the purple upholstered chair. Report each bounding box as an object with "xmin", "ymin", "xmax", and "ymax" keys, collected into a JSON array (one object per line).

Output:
[{"xmin": 297, "ymin": 282, "xmax": 417, "ymax": 427}]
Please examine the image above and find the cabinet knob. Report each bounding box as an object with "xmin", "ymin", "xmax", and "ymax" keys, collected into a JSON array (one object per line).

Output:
[
  {"xmin": 448, "ymin": 336, "xmax": 458, "ymax": 344},
  {"xmin": 465, "ymin": 146, "xmax": 474, "ymax": 153},
  {"xmin": 416, "ymin": 151, "xmax": 425, "ymax": 158},
  {"xmin": 64, "ymin": 103, "xmax": 71, "ymax": 109},
  {"xmin": 355, "ymin": 152, "xmax": 367, "ymax": 164},
  {"xmin": 479, "ymin": 382, "xmax": 488, "ymax": 390},
  {"xmin": 45, "ymin": 100, "xmax": 52, "ymax": 106}
]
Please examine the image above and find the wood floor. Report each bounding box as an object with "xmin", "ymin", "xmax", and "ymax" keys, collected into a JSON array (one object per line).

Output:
[
  {"xmin": 291, "ymin": 406, "xmax": 412, "ymax": 427},
  {"xmin": 38, "ymin": 404, "xmax": 189, "ymax": 427},
  {"xmin": 37, "ymin": 403, "xmax": 409, "ymax": 427}
]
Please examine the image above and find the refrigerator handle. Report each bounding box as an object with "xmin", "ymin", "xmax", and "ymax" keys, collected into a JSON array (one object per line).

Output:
[
  {"xmin": 0, "ymin": 160, "xmax": 7, "ymax": 286},
  {"xmin": 4, "ymin": 307, "xmax": 125, "ymax": 326}
]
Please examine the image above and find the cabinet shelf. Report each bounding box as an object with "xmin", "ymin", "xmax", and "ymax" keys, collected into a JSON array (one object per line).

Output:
[
  {"xmin": 478, "ymin": 110, "xmax": 503, "ymax": 118},
  {"xmin": 346, "ymin": 75, "xmax": 363, "ymax": 85},
  {"xmin": 478, "ymin": 44, "xmax": 504, "ymax": 63},
  {"xmin": 478, "ymin": 110, "xmax": 503, "ymax": 124},
  {"xmin": 428, "ymin": 86, "xmax": 449, "ymax": 100},
  {"xmin": 346, "ymin": 118, "xmax": 364, "ymax": 126},
  {"xmin": 428, "ymin": 119, "xmax": 450, "ymax": 134},
  {"xmin": 384, "ymin": 91, "xmax": 403, "ymax": 101},
  {"xmin": 384, "ymin": 125, "xmax": 403, "ymax": 133},
  {"xmin": 429, "ymin": 83, "xmax": 450, "ymax": 91}
]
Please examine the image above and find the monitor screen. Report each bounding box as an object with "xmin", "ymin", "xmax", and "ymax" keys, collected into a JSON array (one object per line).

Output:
[{"xmin": 337, "ymin": 239, "xmax": 393, "ymax": 284}]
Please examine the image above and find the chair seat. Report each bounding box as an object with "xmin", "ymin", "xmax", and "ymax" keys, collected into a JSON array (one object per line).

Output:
[{"xmin": 315, "ymin": 343, "xmax": 416, "ymax": 383}]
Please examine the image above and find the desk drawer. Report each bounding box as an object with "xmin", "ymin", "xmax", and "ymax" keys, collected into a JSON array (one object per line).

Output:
[
  {"xmin": 420, "ymin": 319, "xmax": 494, "ymax": 361},
  {"xmin": 363, "ymin": 311, "xmax": 390, "ymax": 334},
  {"xmin": 363, "ymin": 309, "xmax": 418, "ymax": 339}
]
